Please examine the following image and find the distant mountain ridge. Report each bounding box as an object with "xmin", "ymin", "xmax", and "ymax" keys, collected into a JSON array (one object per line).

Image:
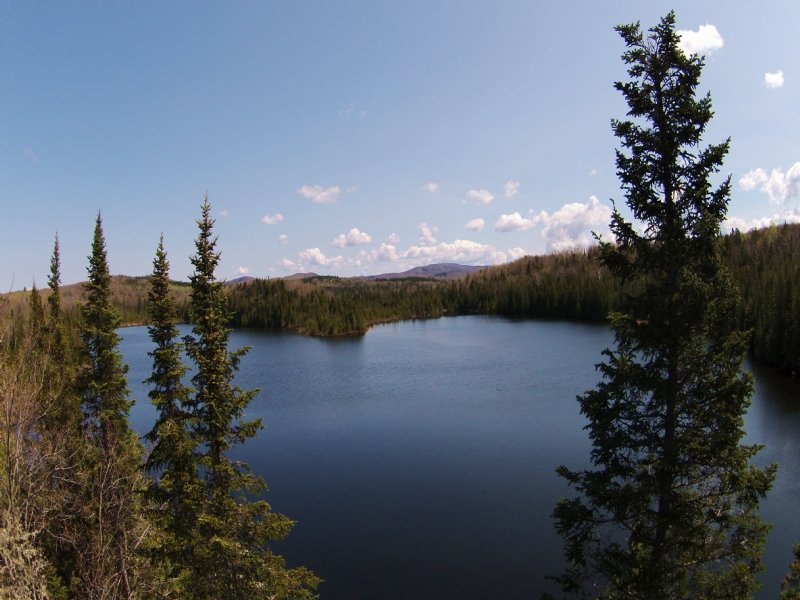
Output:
[
  {"xmin": 278, "ymin": 263, "xmax": 486, "ymax": 282},
  {"xmin": 364, "ymin": 263, "xmax": 486, "ymax": 280}
]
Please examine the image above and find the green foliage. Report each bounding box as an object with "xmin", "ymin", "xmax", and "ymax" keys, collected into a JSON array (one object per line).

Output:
[
  {"xmin": 782, "ymin": 544, "xmax": 800, "ymax": 599},
  {"xmin": 144, "ymin": 235, "xmax": 199, "ymax": 590},
  {"xmin": 74, "ymin": 213, "xmax": 148, "ymax": 598},
  {"xmin": 182, "ymin": 197, "xmax": 319, "ymax": 598},
  {"xmin": 721, "ymin": 224, "xmax": 800, "ymax": 376},
  {"xmin": 551, "ymin": 12, "xmax": 774, "ymax": 598}
]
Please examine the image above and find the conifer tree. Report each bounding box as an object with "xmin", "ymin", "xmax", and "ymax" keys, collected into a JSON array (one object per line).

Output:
[
  {"xmin": 551, "ymin": 13, "xmax": 774, "ymax": 599},
  {"xmin": 144, "ymin": 234, "xmax": 197, "ymax": 588},
  {"xmin": 183, "ymin": 196, "xmax": 319, "ymax": 599},
  {"xmin": 28, "ymin": 283, "xmax": 45, "ymax": 341},
  {"xmin": 47, "ymin": 234, "xmax": 68, "ymax": 365},
  {"xmin": 75, "ymin": 213, "xmax": 148, "ymax": 598}
]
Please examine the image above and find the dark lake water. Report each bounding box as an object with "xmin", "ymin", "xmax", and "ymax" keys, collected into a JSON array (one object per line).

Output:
[{"xmin": 120, "ymin": 316, "xmax": 800, "ymax": 599}]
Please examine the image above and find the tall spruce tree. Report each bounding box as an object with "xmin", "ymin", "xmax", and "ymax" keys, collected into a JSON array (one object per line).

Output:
[
  {"xmin": 144, "ymin": 234, "xmax": 198, "ymax": 589},
  {"xmin": 75, "ymin": 213, "xmax": 147, "ymax": 598},
  {"xmin": 551, "ymin": 13, "xmax": 774, "ymax": 599},
  {"xmin": 183, "ymin": 197, "xmax": 319, "ymax": 599},
  {"xmin": 47, "ymin": 234, "xmax": 68, "ymax": 366}
]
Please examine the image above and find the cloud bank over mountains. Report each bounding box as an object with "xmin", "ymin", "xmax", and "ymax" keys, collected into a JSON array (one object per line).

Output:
[{"xmin": 278, "ymin": 194, "xmax": 614, "ymax": 274}]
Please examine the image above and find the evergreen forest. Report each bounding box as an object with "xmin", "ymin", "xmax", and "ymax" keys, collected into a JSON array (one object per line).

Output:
[{"xmin": 6, "ymin": 222, "xmax": 799, "ymax": 377}]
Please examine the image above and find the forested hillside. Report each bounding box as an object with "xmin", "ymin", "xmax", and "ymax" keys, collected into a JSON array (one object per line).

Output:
[
  {"xmin": 7, "ymin": 223, "xmax": 799, "ymax": 375},
  {"xmin": 721, "ymin": 224, "xmax": 800, "ymax": 376}
]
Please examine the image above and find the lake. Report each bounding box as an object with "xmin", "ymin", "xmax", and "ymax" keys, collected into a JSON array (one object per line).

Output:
[{"xmin": 121, "ymin": 316, "xmax": 800, "ymax": 598}]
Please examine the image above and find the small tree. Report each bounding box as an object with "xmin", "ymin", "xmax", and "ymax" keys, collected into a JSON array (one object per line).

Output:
[
  {"xmin": 551, "ymin": 13, "xmax": 774, "ymax": 599},
  {"xmin": 183, "ymin": 196, "xmax": 319, "ymax": 598}
]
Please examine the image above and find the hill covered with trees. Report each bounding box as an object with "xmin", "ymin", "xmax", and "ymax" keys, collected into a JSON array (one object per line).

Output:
[{"xmin": 6, "ymin": 222, "xmax": 799, "ymax": 376}]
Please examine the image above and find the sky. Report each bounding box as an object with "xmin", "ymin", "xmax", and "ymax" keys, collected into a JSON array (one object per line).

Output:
[{"xmin": 3, "ymin": 1, "xmax": 799, "ymax": 288}]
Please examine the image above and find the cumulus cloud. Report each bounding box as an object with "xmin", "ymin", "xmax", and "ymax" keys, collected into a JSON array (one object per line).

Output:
[
  {"xmin": 235, "ymin": 266, "xmax": 250, "ymax": 276},
  {"xmin": 739, "ymin": 168, "xmax": 768, "ymax": 192},
  {"xmin": 494, "ymin": 212, "xmax": 537, "ymax": 232},
  {"xmin": 278, "ymin": 234, "xmax": 289, "ymax": 245},
  {"xmin": 404, "ymin": 239, "xmax": 514, "ymax": 266},
  {"xmin": 465, "ymin": 218, "xmax": 485, "ymax": 232},
  {"xmin": 588, "ymin": 168, "xmax": 598, "ymax": 177},
  {"xmin": 371, "ymin": 243, "xmax": 400, "ymax": 263},
  {"xmin": 299, "ymin": 247, "xmax": 343, "ymax": 268},
  {"xmin": 535, "ymin": 196, "xmax": 613, "ymax": 251},
  {"xmin": 740, "ymin": 163, "xmax": 800, "ymax": 204},
  {"xmin": 765, "ymin": 70, "xmax": 784, "ymax": 89},
  {"xmin": 504, "ymin": 180, "xmax": 520, "ymax": 198},
  {"xmin": 385, "ymin": 232, "xmax": 401, "ymax": 245},
  {"xmin": 261, "ymin": 213, "xmax": 284, "ymax": 225},
  {"xmin": 677, "ymin": 24, "xmax": 724, "ymax": 56},
  {"xmin": 507, "ymin": 247, "xmax": 528, "ymax": 261},
  {"xmin": 280, "ymin": 258, "xmax": 299, "ymax": 271},
  {"xmin": 723, "ymin": 209, "xmax": 800, "ymax": 233},
  {"xmin": 218, "ymin": 209, "xmax": 229, "ymax": 218},
  {"xmin": 422, "ymin": 182, "xmax": 440, "ymax": 193},
  {"xmin": 298, "ymin": 184, "xmax": 342, "ymax": 205},
  {"xmin": 418, "ymin": 222, "xmax": 438, "ymax": 245},
  {"xmin": 464, "ymin": 189, "xmax": 495, "ymax": 205},
  {"xmin": 333, "ymin": 227, "xmax": 372, "ymax": 248}
]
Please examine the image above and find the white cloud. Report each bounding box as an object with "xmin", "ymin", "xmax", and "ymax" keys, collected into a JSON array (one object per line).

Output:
[
  {"xmin": 739, "ymin": 168, "xmax": 768, "ymax": 192},
  {"xmin": 536, "ymin": 196, "xmax": 613, "ymax": 251},
  {"xmin": 677, "ymin": 24, "xmax": 724, "ymax": 56},
  {"xmin": 299, "ymin": 247, "xmax": 343, "ymax": 268},
  {"xmin": 22, "ymin": 147, "xmax": 39, "ymax": 163},
  {"xmin": 371, "ymin": 243, "xmax": 400, "ymax": 263},
  {"xmin": 422, "ymin": 182, "xmax": 440, "ymax": 193},
  {"xmin": 418, "ymin": 222, "xmax": 438, "ymax": 245},
  {"xmin": 218, "ymin": 209, "xmax": 229, "ymax": 218},
  {"xmin": 588, "ymin": 168, "xmax": 598, "ymax": 177},
  {"xmin": 333, "ymin": 227, "xmax": 372, "ymax": 248},
  {"xmin": 465, "ymin": 218, "xmax": 485, "ymax": 232},
  {"xmin": 765, "ymin": 70, "xmax": 784, "ymax": 89},
  {"xmin": 504, "ymin": 180, "xmax": 520, "ymax": 198},
  {"xmin": 298, "ymin": 184, "xmax": 342, "ymax": 205},
  {"xmin": 494, "ymin": 212, "xmax": 537, "ymax": 232},
  {"xmin": 403, "ymin": 239, "xmax": 515, "ymax": 266},
  {"xmin": 385, "ymin": 232, "xmax": 401, "ymax": 245},
  {"xmin": 464, "ymin": 189, "xmax": 495, "ymax": 205},
  {"xmin": 261, "ymin": 213, "xmax": 284, "ymax": 225},
  {"xmin": 278, "ymin": 234, "xmax": 289, "ymax": 245},
  {"xmin": 507, "ymin": 247, "xmax": 528, "ymax": 261},
  {"xmin": 740, "ymin": 163, "xmax": 800, "ymax": 204},
  {"xmin": 235, "ymin": 266, "xmax": 250, "ymax": 276},
  {"xmin": 281, "ymin": 258, "xmax": 299, "ymax": 271},
  {"xmin": 723, "ymin": 209, "xmax": 800, "ymax": 233}
]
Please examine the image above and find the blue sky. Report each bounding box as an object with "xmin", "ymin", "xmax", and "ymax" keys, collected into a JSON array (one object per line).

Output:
[{"xmin": 3, "ymin": 1, "xmax": 799, "ymax": 288}]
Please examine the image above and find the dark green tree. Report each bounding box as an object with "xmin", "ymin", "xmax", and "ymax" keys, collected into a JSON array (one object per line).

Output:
[
  {"xmin": 74, "ymin": 213, "xmax": 148, "ymax": 598},
  {"xmin": 183, "ymin": 197, "xmax": 319, "ymax": 598},
  {"xmin": 551, "ymin": 13, "xmax": 774, "ymax": 599},
  {"xmin": 28, "ymin": 283, "xmax": 46, "ymax": 340},
  {"xmin": 144, "ymin": 234, "xmax": 198, "ymax": 590},
  {"xmin": 46, "ymin": 234, "xmax": 68, "ymax": 366}
]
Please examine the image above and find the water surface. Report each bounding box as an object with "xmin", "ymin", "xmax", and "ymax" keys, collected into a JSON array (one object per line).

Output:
[{"xmin": 122, "ymin": 316, "xmax": 799, "ymax": 598}]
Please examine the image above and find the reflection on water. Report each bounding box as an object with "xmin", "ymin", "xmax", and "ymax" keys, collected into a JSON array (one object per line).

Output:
[{"xmin": 121, "ymin": 316, "xmax": 799, "ymax": 599}]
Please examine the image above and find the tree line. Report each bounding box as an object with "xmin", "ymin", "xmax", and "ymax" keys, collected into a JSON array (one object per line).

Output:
[
  {"xmin": 0, "ymin": 201, "xmax": 318, "ymax": 598},
  {"xmin": 10, "ymin": 221, "xmax": 796, "ymax": 376}
]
